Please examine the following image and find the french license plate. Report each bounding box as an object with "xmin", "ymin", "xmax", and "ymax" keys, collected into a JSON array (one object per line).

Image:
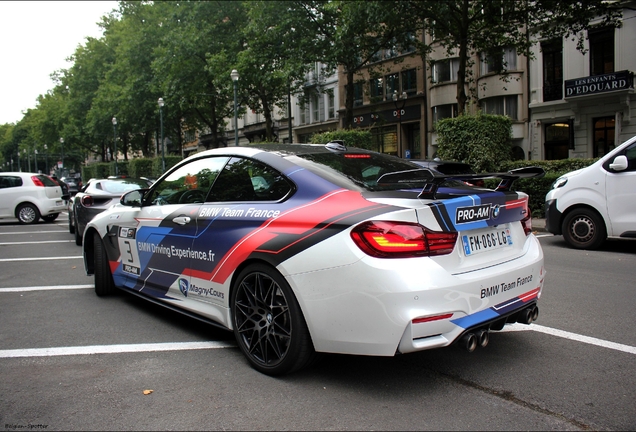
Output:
[
  {"xmin": 56, "ymin": 200, "xmax": 63, "ymax": 206},
  {"xmin": 461, "ymin": 226, "xmax": 513, "ymax": 256}
]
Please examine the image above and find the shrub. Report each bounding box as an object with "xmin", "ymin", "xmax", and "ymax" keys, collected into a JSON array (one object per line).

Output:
[
  {"xmin": 436, "ymin": 113, "xmax": 512, "ymax": 173},
  {"xmin": 310, "ymin": 130, "xmax": 374, "ymax": 150}
]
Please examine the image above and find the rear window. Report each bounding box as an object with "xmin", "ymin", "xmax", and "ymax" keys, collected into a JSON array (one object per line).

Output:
[
  {"xmin": 37, "ymin": 175, "xmax": 59, "ymax": 187},
  {"xmin": 289, "ymin": 152, "xmax": 432, "ymax": 191}
]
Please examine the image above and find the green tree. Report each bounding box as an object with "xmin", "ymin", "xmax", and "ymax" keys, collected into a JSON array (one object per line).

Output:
[
  {"xmin": 235, "ymin": 1, "xmax": 316, "ymax": 142},
  {"xmin": 151, "ymin": 1, "xmax": 247, "ymax": 149}
]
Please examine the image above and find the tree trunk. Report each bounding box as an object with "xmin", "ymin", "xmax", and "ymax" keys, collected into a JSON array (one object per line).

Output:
[{"xmin": 456, "ymin": 0, "xmax": 470, "ymax": 115}]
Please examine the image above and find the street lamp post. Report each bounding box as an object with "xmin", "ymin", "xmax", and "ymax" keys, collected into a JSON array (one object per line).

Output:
[
  {"xmin": 17, "ymin": 150, "xmax": 21, "ymax": 172},
  {"xmin": 59, "ymin": 138, "xmax": 64, "ymax": 174},
  {"xmin": 231, "ymin": 69, "xmax": 239, "ymax": 146},
  {"xmin": 34, "ymin": 149, "xmax": 38, "ymax": 173},
  {"xmin": 392, "ymin": 90, "xmax": 408, "ymax": 158},
  {"xmin": 158, "ymin": 98, "xmax": 165, "ymax": 173},
  {"xmin": 44, "ymin": 144, "xmax": 48, "ymax": 174},
  {"xmin": 112, "ymin": 117, "xmax": 118, "ymax": 175}
]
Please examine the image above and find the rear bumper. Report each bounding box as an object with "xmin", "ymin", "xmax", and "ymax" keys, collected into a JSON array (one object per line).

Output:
[{"xmin": 286, "ymin": 234, "xmax": 545, "ymax": 357}]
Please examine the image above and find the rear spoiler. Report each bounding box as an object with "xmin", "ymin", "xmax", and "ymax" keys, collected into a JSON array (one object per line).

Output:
[{"xmin": 378, "ymin": 167, "xmax": 545, "ymax": 199}]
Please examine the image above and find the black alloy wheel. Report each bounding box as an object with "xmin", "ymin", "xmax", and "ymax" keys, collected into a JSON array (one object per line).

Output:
[
  {"xmin": 231, "ymin": 264, "xmax": 316, "ymax": 376},
  {"xmin": 94, "ymin": 232, "xmax": 116, "ymax": 296}
]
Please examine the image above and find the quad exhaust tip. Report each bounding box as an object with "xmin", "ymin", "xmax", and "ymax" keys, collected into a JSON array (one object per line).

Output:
[{"xmin": 459, "ymin": 305, "xmax": 538, "ymax": 352}]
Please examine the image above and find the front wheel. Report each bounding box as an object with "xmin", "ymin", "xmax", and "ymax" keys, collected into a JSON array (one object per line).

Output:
[
  {"xmin": 562, "ymin": 208, "xmax": 606, "ymax": 250},
  {"xmin": 94, "ymin": 232, "xmax": 116, "ymax": 296},
  {"xmin": 231, "ymin": 264, "xmax": 316, "ymax": 376},
  {"xmin": 16, "ymin": 204, "xmax": 40, "ymax": 224}
]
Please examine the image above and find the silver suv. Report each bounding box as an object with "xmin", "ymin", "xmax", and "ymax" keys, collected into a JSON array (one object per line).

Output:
[{"xmin": 0, "ymin": 172, "xmax": 67, "ymax": 224}]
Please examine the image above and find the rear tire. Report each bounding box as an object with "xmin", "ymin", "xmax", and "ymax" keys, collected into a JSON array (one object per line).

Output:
[
  {"xmin": 75, "ymin": 216, "xmax": 82, "ymax": 246},
  {"xmin": 94, "ymin": 232, "xmax": 116, "ymax": 296},
  {"xmin": 69, "ymin": 212, "xmax": 75, "ymax": 234},
  {"xmin": 562, "ymin": 208, "xmax": 606, "ymax": 250},
  {"xmin": 16, "ymin": 204, "xmax": 40, "ymax": 224},
  {"xmin": 231, "ymin": 264, "xmax": 316, "ymax": 376}
]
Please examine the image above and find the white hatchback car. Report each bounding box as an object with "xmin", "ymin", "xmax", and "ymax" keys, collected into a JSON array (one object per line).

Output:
[
  {"xmin": 0, "ymin": 172, "xmax": 67, "ymax": 224},
  {"xmin": 545, "ymin": 135, "xmax": 636, "ymax": 249}
]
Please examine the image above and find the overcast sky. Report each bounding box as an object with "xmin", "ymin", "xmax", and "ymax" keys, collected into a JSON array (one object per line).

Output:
[{"xmin": 0, "ymin": 1, "xmax": 119, "ymax": 125}]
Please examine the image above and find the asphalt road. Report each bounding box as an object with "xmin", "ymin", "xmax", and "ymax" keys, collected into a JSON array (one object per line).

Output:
[{"xmin": 1, "ymin": 216, "xmax": 634, "ymax": 431}]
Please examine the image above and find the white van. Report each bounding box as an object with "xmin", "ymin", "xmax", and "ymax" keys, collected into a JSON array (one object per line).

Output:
[{"xmin": 545, "ymin": 135, "xmax": 636, "ymax": 249}]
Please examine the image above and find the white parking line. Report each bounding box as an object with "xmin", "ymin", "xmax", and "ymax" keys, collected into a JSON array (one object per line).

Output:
[
  {"xmin": 1, "ymin": 286, "xmax": 633, "ymax": 358},
  {"xmin": 0, "ymin": 230, "xmax": 68, "ymax": 235},
  {"xmin": 0, "ymin": 284, "xmax": 93, "ymax": 292},
  {"xmin": 502, "ymin": 323, "xmax": 636, "ymax": 355},
  {"xmin": 0, "ymin": 256, "xmax": 83, "ymax": 262},
  {"xmin": 0, "ymin": 341, "xmax": 235, "ymax": 358},
  {"xmin": 0, "ymin": 240, "xmax": 75, "ymax": 245}
]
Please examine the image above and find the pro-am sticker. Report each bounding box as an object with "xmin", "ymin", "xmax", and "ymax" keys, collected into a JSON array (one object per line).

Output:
[{"xmin": 456, "ymin": 204, "xmax": 496, "ymax": 224}]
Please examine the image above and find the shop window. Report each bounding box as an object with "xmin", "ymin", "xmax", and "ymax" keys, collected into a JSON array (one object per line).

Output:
[
  {"xmin": 593, "ymin": 116, "xmax": 615, "ymax": 157},
  {"xmin": 542, "ymin": 39, "xmax": 563, "ymax": 101},
  {"xmin": 589, "ymin": 28, "xmax": 614, "ymax": 76},
  {"xmin": 544, "ymin": 122, "xmax": 571, "ymax": 160},
  {"xmin": 371, "ymin": 126, "xmax": 398, "ymax": 155}
]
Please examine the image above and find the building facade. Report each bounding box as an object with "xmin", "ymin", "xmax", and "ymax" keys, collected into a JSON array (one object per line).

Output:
[{"xmin": 528, "ymin": 5, "xmax": 636, "ymax": 160}]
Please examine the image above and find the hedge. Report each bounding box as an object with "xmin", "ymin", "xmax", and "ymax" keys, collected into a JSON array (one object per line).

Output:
[
  {"xmin": 82, "ymin": 155, "xmax": 185, "ymax": 181},
  {"xmin": 310, "ymin": 130, "xmax": 374, "ymax": 150}
]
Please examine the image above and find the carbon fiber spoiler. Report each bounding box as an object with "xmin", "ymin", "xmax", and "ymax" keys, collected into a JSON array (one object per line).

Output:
[{"xmin": 377, "ymin": 166, "xmax": 545, "ymax": 199}]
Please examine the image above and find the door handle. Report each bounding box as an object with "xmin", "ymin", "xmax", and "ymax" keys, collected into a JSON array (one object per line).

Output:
[{"xmin": 172, "ymin": 216, "xmax": 191, "ymax": 225}]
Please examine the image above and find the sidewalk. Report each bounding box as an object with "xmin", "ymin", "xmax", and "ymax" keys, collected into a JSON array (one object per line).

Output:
[{"xmin": 532, "ymin": 218, "xmax": 547, "ymax": 232}]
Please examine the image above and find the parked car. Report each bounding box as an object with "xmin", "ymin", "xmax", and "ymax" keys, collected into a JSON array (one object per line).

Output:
[
  {"xmin": 0, "ymin": 172, "xmax": 67, "ymax": 224},
  {"xmin": 545, "ymin": 135, "xmax": 636, "ymax": 249},
  {"xmin": 83, "ymin": 142, "xmax": 545, "ymax": 376},
  {"xmin": 61, "ymin": 176, "xmax": 82, "ymax": 195},
  {"xmin": 49, "ymin": 174, "xmax": 71, "ymax": 201},
  {"xmin": 69, "ymin": 177, "xmax": 150, "ymax": 246}
]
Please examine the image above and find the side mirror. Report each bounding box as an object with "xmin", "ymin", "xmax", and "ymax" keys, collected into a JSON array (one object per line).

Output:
[
  {"xmin": 121, "ymin": 189, "xmax": 145, "ymax": 207},
  {"xmin": 609, "ymin": 155, "xmax": 628, "ymax": 172}
]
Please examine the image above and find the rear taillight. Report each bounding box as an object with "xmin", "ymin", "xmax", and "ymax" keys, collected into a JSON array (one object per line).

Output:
[
  {"xmin": 520, "ymin": 198, "xmax": 532, "ymax": 236},
  {"xmin": 31, "ymin": 176, "xmax": 45, "ymax": 187},
  {"xmin": 81, "ymin": 195, "xmax": 94, "ymax": 207},
  {"xmin": 351, "ymin": 221, "xmax": 457, "ymax": 258}
]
